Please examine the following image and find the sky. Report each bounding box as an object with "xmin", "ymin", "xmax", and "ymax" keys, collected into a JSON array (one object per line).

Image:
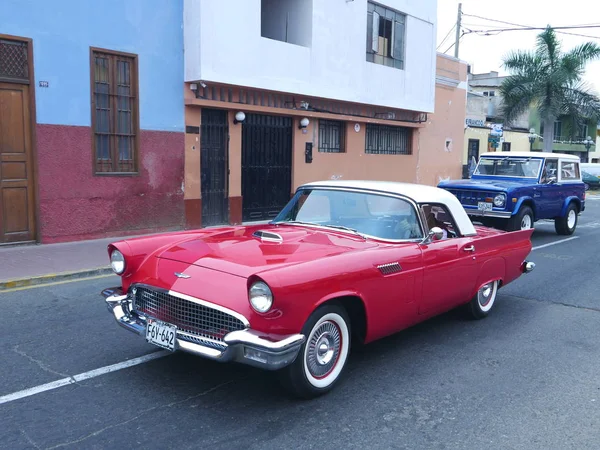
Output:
[{"xmin": 436, "ymin": 0, "xmax": 600, "ymax": 93}]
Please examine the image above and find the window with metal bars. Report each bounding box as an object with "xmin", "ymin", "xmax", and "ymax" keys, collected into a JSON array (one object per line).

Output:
[
  {"xmin": 318, "ymin": 120, "xmax": 346, "ymax": 153},
  {"xmin": 365, "ymin": 124, "xmax": 412, "ymax": 155},
  {"xmin": 91, "ymin": 49, "xmax": 139, "ymax": 174}
]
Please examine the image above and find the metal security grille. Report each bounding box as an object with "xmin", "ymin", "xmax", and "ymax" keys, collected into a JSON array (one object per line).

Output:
[
  {"xmin": 365, "ymin": 124, "xmax": 412, "ymax": 155},
  {"xmin": 0, "ymin": 39, "xmax": 28, "ymax": 82},
  {"xmin": 242, "ymin": 113, "xmax": 293, "ymax": 221},
  {"xmin": 201, "ymin": 109, "xmax": 229, "ymax": 227},
  {"xmin": 133, "ymin": 287, "xmax": 246, "ymax": 343},
  {"xmin": 318, "ymin": 119, "xmax": 346, "ymax": 153}
]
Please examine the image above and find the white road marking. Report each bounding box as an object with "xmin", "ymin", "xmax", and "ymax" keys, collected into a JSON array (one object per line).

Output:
[
  {"xmin": 0, "ymin": 350, "xmax": 169, "ymax": 406},
  {"xmin": 532, "ymin": 236, "xmax": 579, "ymax": 251}
]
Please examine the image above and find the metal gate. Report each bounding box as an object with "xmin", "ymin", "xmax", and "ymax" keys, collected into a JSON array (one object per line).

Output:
[
  {"xmin": 201, "ymin": 109, "xmax": 229, "ymax": 227},
  {"xmin": 242, "ymin": 114, "xmax": 293, "ymax": 221}
]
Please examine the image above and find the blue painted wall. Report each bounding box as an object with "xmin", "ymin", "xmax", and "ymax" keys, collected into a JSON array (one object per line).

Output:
[{"xmin": 0, "ymin": 0, "xmax": 184, "ymax": 131}]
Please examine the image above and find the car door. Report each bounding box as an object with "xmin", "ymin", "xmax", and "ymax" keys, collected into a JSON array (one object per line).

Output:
[
  {"xmin": 417, "ymin": 203, "xmax": 479, "ymax": 316},
  {"xmin": 535, "ymin": 158, "xmax": 562, "ymax": 218}
]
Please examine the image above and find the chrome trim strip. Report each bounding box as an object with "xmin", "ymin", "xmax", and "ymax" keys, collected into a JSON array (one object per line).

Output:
[
  {"xmin": 466, "ymin": 210, "xmax": 512, "ymax": 219},
  {"xmin": 252, "ymin": 230, "xmax": 283, "ymax": 243},
  {"xmin": 224, "ymin": 329, "xmax": 305, "ymax": 351},
  {"xmin": 177, "ymin": 330, "xmax": 228, "ymax": 348}
]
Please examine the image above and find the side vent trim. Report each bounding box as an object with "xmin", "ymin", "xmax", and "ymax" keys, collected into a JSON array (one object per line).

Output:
[
  {"xmin": 252, "ymin": 230, "xmax": 283, "ymax": 243},
  {"xmin": 377, "ymin": 262, "xmax": 402, "ymax": 275}
]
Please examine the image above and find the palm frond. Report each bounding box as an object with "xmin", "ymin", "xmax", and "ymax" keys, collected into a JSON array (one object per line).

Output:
[
  {"xmin": 536, "ymin": 26, "xmax": 561, "ymax": 69},
  {"xmin": 502, "ymin": 50, "xmax": 540, "ymax": 74},
  {"xmin": 562, "ymin": 84, "xmax": 600, "ymax": 122},
  {"xmin": 499, "ymin": 75, "xmax": 538, "ymax": 123}
]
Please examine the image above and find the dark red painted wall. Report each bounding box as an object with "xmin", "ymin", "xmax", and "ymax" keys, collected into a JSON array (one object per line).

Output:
[{"xmin": 36, "ymin": 124, "xmax": 185, "ymax": 243}]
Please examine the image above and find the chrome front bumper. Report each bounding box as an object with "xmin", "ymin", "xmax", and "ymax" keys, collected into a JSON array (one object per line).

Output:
[
  {"xmin": 465, "ymin": 208, "xmax": 512, "ymax": 219},
  {"xmin": 101, "ymin": 287, "xmax": 305, "ymax": 370}
]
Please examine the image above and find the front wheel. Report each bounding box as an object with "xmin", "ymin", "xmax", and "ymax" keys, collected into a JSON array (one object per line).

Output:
[
  {"xmin": 467, "ymin": 280, "xmax": 499, "ymax": 319},
  {"xmin": 506, "ymin": 205, "xmax": 534, "ymax": 231},
  {"xmin": 555, "ymin": 202, "xmax": 578, "ymax": 235},
  {"xmin": 278, "ymin": 304, "xmax": 351, "ymax": 399}
]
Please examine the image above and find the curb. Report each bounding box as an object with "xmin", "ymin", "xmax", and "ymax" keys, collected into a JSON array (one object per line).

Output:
[{"xmin": 0, "ymin": 267, "xmax": 113, "ymax": 291}]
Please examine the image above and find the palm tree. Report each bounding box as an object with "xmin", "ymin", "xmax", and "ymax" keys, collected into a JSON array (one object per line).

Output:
[{"xmin": 499, "ymin": 26, "xmax": 600, "ymax": 152}]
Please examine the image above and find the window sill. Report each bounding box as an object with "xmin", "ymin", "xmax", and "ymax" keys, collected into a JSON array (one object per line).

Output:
[{"xmin": 94, "ymin": 172, "xmax": 140, "ymax": 177}]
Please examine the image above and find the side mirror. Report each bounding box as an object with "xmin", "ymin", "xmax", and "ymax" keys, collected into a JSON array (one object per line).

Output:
[
  {"xmin": 429, "ymin": 227, "xmax": 444, "ymax": 241},
  {"xmin": 421, "ymin": 226, "xmax": 444, "ymax": 244}
]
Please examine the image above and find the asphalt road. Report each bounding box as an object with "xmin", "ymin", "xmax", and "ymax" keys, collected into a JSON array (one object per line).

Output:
[{"xmin": 2, "ymin": 201, "xmax": 600, "ymax": 450}]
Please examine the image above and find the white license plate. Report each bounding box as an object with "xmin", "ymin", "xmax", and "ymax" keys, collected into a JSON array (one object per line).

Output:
[
  {"xmin": 146, "ymin": 319, "xmax": 177, "ymax": 351},
  {"xmin": 477, "ymin": 202, "xmax": 493, "ymax": 212}
]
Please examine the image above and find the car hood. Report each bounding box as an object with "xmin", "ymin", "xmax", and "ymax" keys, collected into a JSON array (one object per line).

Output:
[
  {"xmin": 154, "ymin": 224, "xmax": 378, "ymax": 278},
  {"xmin": 439, "ymin": 178, "xmax": 534, "ymax": 191}
]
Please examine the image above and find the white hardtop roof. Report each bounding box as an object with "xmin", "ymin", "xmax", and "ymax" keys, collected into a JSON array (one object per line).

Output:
[
  {"xmin": 298, "ymin": 180, "xmax": 477, "ymax": 236},
  {"xmin": 479, "ymin": 151, "xmax": 580, "ymax": 160}
]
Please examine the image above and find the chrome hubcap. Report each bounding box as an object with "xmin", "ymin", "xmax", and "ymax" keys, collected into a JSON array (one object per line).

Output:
[
  {"xmin": 307, "ymin": 321, "xmax": 341, "ymax": 378},
  {"xmin": 521, "ymin": 214, "xmax": 532, "ymax": 230},
  {"xmin": 478, "ymin": 283, "xmax": 493, "ymax": 307},
  {"xmin": 568, "ymin": 210, "xmax": 576, "ymax": 229}
]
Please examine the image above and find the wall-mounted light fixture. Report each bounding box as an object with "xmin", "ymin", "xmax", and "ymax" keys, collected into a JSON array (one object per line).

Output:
[
  {"xmin": 298, "ymin": 117, "xmax": 310, "ymax": 130},
  {"xmin": 234, "ymin": 111, "xmax": 246, "ymax": 125}
]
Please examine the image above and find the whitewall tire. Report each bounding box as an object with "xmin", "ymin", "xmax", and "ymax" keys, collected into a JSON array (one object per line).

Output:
[
  {"xmin": 279, "ymin": 304, "xmax": 351, "ymax": 398},
  {"xmin": 467, "ymin": 280, "xmax": 499, "ymax": 319}
]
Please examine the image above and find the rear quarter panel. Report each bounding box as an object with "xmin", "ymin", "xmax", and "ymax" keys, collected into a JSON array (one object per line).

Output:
[{"xmin": 469, "ymin": 228, "xmax": 534, "ymax": 298}]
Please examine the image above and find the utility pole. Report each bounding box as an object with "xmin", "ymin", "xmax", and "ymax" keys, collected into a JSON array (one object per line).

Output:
[{"xmin": 454, "ymin": 3, "xmax": 462, "ymax": 58}]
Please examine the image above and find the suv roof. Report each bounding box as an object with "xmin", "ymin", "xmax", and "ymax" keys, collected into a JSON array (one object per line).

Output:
[{"xmin": 479, "ymin": 151, "xmax": 580, "ymax": 160}]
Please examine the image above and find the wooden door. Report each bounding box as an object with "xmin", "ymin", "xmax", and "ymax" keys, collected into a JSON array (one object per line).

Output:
[{"xmin": 0, "ymin": 82, "xmax": 36, "ymax": 243}]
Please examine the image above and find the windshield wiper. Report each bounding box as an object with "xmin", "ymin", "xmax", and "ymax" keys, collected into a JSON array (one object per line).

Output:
[{"xmin": 321, "ymin": 224, "xmax": 366, "ymax": 239}]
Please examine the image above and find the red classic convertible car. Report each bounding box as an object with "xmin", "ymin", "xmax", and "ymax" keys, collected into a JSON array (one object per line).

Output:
[{"xmin": 102, "ymin": 180, "xmax": 535, "ymax": 398}]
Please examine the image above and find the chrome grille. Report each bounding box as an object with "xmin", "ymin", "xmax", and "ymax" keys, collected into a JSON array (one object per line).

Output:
[
  {"xmin": 132, "ymin": 287, "xmax": 246, "ymax": 343},
  {"xmin": 446, "ymin": 189, "xmax": 496, "ymax": 206}
]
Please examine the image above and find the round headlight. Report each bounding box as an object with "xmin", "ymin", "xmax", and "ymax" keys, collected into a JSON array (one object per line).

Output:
[
  {"xmin": 110, "ymin": 249, "xmax": 126, "ymax": 275},
  {"xmin": 493, "ymin": 194, "xmax": 506, "ymax": 207},
  {"xmin": 249, "ymin": 281, "xmax": 273, "ymax": 313}
]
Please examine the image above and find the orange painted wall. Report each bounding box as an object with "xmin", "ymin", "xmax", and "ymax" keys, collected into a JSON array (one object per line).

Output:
[
  {"xmin": 416, "ymin": 55, "xmax": 467, "ymax": 186},
  {"xmin": 184, "ymin": 106, "xmax": 201, "ymax": 200}
]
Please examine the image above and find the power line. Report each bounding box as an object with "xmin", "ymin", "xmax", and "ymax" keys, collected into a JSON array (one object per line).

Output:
[
  {"xmin": 461, "ymin": 13, "xmax": 600, "ymax": 39},
  {"xmin": 437, "ymin": 24, "xmax": 456, "ymax": 50},
  {"xmin": 465, "ymin": 25, "xmax": 600, "ymax": 34},
  {"xmin": 443, "ymin": 32, "xmax": 464, "ymax": 54}
]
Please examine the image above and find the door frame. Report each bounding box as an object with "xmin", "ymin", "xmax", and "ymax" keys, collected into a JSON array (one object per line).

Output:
[{"xmin": 0, "ymin": 33, "xmax": 40, "ymax": 244}]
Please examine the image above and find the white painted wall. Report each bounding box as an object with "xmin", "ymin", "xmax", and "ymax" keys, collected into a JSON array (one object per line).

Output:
[{"xmin": 184, "ymin": 0, "xmax": 437, "ymax": 113}]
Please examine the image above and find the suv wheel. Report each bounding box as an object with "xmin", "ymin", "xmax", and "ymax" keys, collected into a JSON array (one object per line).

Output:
[
  {"xmin": 507, "ymin": 205, "xmax": 534, "ymax": 232},
  {"xmin": 555, "ymin": 202, "xmax": 578, "ymax": 235}
]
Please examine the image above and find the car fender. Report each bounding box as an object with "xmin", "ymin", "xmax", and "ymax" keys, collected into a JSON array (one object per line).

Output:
[
  {"xmin": 560, "ymin": 196, "xmax": 582, "ymax": 216},
  {"xmin": 512, "ymin": 196, "xmax": 536, "ymax": 217},
  {"xmin": 472, "ymin": 257, "xmax": 506, "ymax": 299}
]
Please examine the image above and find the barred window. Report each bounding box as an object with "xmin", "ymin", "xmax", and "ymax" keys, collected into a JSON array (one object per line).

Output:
[
  {"xmin": 91, "ymin": 49, "xmax": 139, "ymax": 174},
  {"xmin": 365, "ymin": 124, "xmax": 412, "ymax": 155},
  {"xmin": 318, "ymin": 120, "xmax": 346, "ymax": 153}
]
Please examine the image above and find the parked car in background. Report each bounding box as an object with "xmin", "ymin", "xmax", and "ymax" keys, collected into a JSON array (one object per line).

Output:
[
  {"xmin": 102, "ymin": 180, "xmax": 535, "ymax": 398},
  {"xmin": 439, "ymin": 152, "xmax": 585, "ymax": 235},
  {"xmin": 581, "ymin": 163, "xmax": 600, "ymax": 190}
]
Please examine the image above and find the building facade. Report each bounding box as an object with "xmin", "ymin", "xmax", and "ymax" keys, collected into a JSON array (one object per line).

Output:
[
  {"xmin": 0, "ymin": 0, "xmax": 185, "ymax": 244},
  {"xmin": 183, "ymin": 0, "xmax": 441, "ymax": 228}
]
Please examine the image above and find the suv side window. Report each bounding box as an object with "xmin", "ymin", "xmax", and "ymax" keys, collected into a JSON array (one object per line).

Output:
[
  {"xmin": 541, "ymin": 159, "xmax": 559, "ymax": 183},
  {"xmin": 560, "ymin": 161, "xmax": 580, "ymax": 181}
]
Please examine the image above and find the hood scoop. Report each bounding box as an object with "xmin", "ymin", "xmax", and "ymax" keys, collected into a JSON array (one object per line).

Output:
[{"xmin": 252, "ymin": 230, "xmax": 283, "ymax": 243}]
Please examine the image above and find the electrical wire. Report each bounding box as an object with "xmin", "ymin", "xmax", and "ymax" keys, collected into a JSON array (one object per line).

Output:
[
  {"xmin": 462, "ymin": 13, "xmax": 600, "ymax": 39},
  {"xmin": 443, "ymin": 32, "xmax": 464, "ymax": 54},
  {"xmin": 437, "ymin": 24, "xmax": 456, "ymax": 50}
]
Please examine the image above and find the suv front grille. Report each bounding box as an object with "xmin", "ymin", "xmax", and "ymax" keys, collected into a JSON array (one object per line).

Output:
[
  {"xmin": 132, "ymin": 287, "xmax": 247, "ymax": 343},
  {"xmin": 446, "ymin": 189, "xmax": 496, "ymax": 206}
]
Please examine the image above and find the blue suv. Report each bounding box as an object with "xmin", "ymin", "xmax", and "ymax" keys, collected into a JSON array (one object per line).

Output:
[{"xmin": 438, "ymin": 152, "xmax": 586, "ymax": 235}]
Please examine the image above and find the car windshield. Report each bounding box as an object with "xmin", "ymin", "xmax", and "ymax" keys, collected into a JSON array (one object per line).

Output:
[
  {"xmin": 474, "ymin": 157, "xmax": 542, "ymax": 178},
  {"xmin": 271, "ymin": 188, "xmax": 424, "ymax": 241}
]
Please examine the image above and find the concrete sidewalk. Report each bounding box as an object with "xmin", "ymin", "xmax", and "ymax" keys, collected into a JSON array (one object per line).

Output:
[{"xmin": 0, "ymin": 234, "xmax": 144, "ymax": 290}]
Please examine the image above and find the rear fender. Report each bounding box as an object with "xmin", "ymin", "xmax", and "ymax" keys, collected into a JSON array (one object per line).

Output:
[
  {"xmin": 473, "ymin": 257, "xmax": 506, "ymax": 299},
  {"xmin": 560, "ymin": 196, "xmax": 582, "ymax": 216}
]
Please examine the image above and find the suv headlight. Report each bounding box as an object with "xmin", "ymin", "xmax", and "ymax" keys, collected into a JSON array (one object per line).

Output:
[
  {"xmin": 493, "ymin": 193, "xmax": 506, "ymax": 207},
  {"xmin": 249, "ymin": 281, "xmax": 273, "ymax": 313},
  {"xmin": 110, "ymin": 249, "xmax": 126, "ymax": 275}
]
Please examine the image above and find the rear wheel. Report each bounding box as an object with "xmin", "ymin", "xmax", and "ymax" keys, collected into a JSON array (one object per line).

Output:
[
  {"xmin": 555, "ymin": 202, "xmax": 578, "ymax": 235},
  {"xmin": 278, "ymin": 304, "xmax": 351, "ymax": 399},
  {"xmin": 506, "ymin": 205, "xmax": 534, "ymax": 231},
  {"xmin": 467, "ymin": 280, "xmax": 499, "ymax": 319}
]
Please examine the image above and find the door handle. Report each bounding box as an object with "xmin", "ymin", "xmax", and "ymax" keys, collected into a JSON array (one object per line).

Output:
[{"xmin": 464, "ymin": 245, "xmax": 475, "ymax": 252}]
